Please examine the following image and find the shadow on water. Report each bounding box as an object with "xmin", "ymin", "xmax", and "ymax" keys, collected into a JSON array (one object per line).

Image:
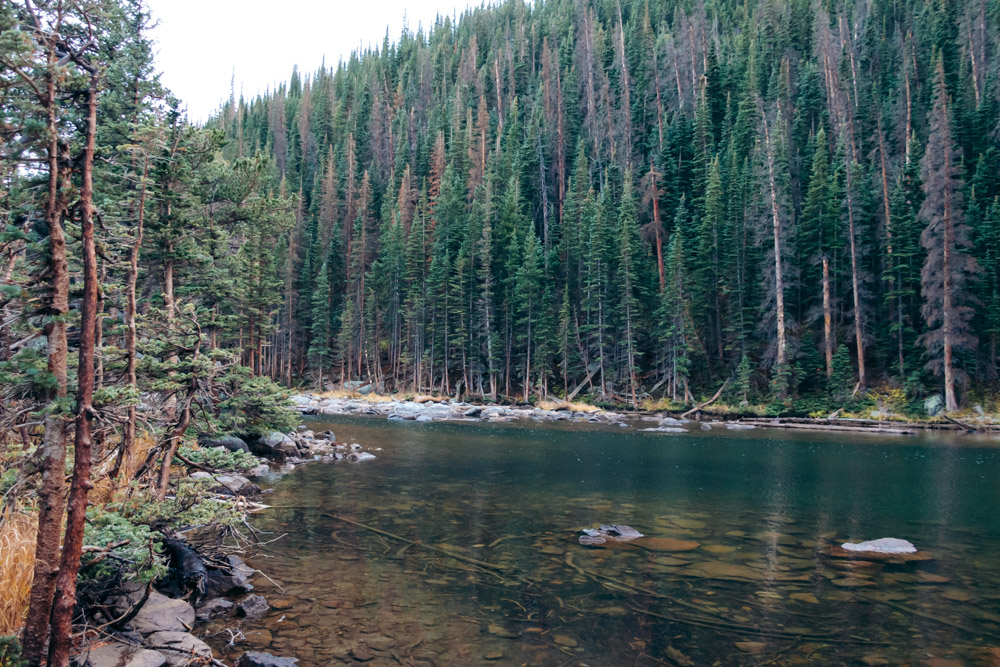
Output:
[{"xmin": 207, "ymin": 416, "xmax": 1000, "ymax": 666}]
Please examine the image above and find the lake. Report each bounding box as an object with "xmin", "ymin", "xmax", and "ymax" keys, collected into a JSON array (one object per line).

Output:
[{"xmin": 211, "ymin": 416, "xmax": 1000, "ymax": 666}]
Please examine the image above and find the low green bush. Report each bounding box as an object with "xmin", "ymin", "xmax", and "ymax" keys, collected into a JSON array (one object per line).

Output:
[{"xmin": 177, "ymin": 445, "xmax": 261, "ymax": 471}]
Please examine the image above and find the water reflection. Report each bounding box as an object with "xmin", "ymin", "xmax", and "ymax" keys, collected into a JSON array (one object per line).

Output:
[{"xmin": 205, "ymin": 417, "xmax": 1000, "ymax": 666}]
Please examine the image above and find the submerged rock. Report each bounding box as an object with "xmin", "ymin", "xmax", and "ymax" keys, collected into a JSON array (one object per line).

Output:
[
  {"xmin": 236, "ymin": 652, "xmax": 299, "ymax": 667},
  {"xmin": 841, "ymin": 537, "xmax": 917, "ymax": 554},
  {"xmin": 632, "ymin": 537, "xmax": 700, "ymax": 552}
]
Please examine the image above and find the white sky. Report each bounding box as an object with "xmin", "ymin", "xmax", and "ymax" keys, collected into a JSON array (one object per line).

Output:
[{"xmin": 146, "ymin": 0, "xmax": 480, "ymax": 122}]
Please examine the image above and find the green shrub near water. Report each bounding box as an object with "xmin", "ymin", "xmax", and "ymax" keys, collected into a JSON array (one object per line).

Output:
[
  {"xmin": 80, "ymin": 509, "xmax": 166, "ymax": 585},
  {"xmin": 177, "ymin": 445, "xmax": 261, "ymax": 471}
]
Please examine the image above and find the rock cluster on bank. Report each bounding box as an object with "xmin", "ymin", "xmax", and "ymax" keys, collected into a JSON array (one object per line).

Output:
[{"xmin": 291, "ymin": 393, "xmax": 636, "ymax": 425}]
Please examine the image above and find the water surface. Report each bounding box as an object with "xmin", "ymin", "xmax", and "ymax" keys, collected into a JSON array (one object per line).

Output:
[{"xmin": 212, "ymin": 417, "xmax": 1000, "ymax": 666}]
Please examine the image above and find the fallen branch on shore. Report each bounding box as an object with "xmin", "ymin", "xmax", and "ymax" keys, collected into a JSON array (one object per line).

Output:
[{"xmin": 681, "ymin": 379, "xmax": 730, "ymax": 419}]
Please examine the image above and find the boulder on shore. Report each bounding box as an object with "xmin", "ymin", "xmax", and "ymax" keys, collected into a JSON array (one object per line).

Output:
[
  {"xmin": 113, "ymin": 588, "xmax": 194, "ymax": 637},
  {"xmin": 213, "ymin": 473, "xmax": 260, "ymax": 497},
  {"xmin": 144, "ymin": 632, "xmax": 212, "ymax": 667},
  {"xmin": 84, "ymin": 641, "xmax": 166, "ymax": 667},
  {"xmin": 197, "ymin": 434, "xmax": 249, "ymax": 453},
  {"xmin": 250, "ymin": 432, "xmax": 299, "ymax": 461},
  {"xmin": 204, "ymin": 555, "xmax": 254, "ymax": 597}
]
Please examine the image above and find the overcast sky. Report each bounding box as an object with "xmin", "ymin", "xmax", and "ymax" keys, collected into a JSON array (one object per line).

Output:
[{"xmin": 146, "ymin": 0, "xmax": 480, "ymax": 122}]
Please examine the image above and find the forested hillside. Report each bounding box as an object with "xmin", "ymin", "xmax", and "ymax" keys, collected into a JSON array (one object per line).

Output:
[{"xmin": 210, "ymin": 0, "xmax": 1000, "ymax": 411}]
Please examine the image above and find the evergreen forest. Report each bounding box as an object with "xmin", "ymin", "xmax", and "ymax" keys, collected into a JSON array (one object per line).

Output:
[{"xmin": 209, "ymin": 0, "xmax": 1000, "ymax": 414}]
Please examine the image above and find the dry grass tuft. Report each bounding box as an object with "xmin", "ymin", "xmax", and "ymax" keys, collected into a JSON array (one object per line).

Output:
[
  {"xmin": 536, "ymin": 399, "xmax": 601, "ymax": 414},
  {"xmin": 315, "ymin": 388, "xmax": 396, "ymax": 403},
  {"xmin": 0, "ymin": 507, "xmax": 36, "ymax": 637},
  {"xmin": 89, "ymin": 433, "xmax": 158, "ymax": 505}
]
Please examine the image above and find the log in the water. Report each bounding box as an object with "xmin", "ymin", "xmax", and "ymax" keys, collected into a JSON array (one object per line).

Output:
[{"xmin": 324, "ymin": 513, "xmax": 506, "ymax": 572}]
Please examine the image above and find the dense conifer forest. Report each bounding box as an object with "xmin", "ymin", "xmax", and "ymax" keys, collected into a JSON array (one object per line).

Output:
[{"xmin": 196, "ymin": 0, "xmax": 1000, "ymax": 413}]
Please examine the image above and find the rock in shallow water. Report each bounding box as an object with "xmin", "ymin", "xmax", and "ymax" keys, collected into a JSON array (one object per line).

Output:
[
  {"xmin": 236, "ymin": 594, "xmax": 270, "ymax": 618},
  {"xmin": 236, "ymin": 652, "xmax": 299, "ymax": 667},
  {"xmin": 841, "ymin": 538, "xmax": 917, "ymax": 554},
  {"xmin": 195, "ymin": 597, "xmax": 234, "ymax": 622}
]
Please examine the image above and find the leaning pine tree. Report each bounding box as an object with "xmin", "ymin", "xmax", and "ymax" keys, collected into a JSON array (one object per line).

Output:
[{"xmin": 918, "ymin": 61, "xmax": 979, "ymax": 413}]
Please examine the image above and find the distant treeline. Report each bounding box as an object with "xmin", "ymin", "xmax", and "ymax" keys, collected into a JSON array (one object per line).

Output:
[{"xmin": 208, "ymin": 0, "xmax": 1000, "ymax": 408}]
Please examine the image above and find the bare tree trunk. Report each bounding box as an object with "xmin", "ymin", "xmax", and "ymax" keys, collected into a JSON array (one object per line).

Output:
[
  {"xmin": 761, "ymin": 107, "xmax": 787, "ymax": 371},
  {"xmin": 48, "ymin": 79, "xmax": 100, "ymax": 667},
  {"xmin": 823, "ymin": 257, "xmax": 833, "ymax": 379},
  {"xmin": 845, "ymin": 159, "xmax": 867, "ymax": 389}
]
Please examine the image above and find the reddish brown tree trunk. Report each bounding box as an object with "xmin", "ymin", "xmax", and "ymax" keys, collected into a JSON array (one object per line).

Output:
[{"xmin": 48, "ymin": 79, "xmax": 99, "ymax": 667}]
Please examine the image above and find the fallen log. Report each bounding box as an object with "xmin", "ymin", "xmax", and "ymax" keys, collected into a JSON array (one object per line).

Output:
[
  {"xmin": 163, "ymin": 538, "xmax": 208, "ymax": 602},
  {"xmin": 681, "ymin": 378, "xmax": 730, "ymax": 419},
  {"xmin": 324, "ymin": 513, "xmax": 506, "ymax": 573},
  {"xmin": 567, "ymin": 366, "xmax": 600, "ymax": 402},
  {"xmin": 736, "ymin": 420, "xmax": 914, "ymax": 435}
]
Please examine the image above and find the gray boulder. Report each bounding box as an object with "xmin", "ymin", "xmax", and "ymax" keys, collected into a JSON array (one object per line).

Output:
[
  {"xmin": 237, "ymin": 652, "xmax": 299, "ymax": 667},
  {"xmin": 84, "ymin": 642, "xmax": 166, "ymax": 667},
  {"xmin": 251, "ymin": 432, "xmax": 299, "ymax": 461},
  {"xmin": 195, "ymin": 597, "xmax": 234, "ymax": 622},
  {"xmin": 115, "ymin": 590, "xmax": 194, "ymax": 636},
  {"xmin": 197, "ymin": 435, "xmax": 249, "ymax": 453},
  {"xmin": 213, "ymin": 474, "xmax": 260, "ymax": 496},
  {"xmin": 144, "ymin": 632, "xmax": 212, "ymax": 666},
  {"xmin": 204, "ymin": 555, "xmax": 254, "ymax": 597},
  {"xmin": 236, "ymin": 594, "xmax": 269, "ymax": 618}
]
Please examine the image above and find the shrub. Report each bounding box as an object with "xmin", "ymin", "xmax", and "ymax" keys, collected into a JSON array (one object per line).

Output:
[
  {"xmin": 80, "ymin": 509, "xmax": 166, "ymax": 585},
  {"xmin": 119, "ymin": 478, "xmax": 245, "ymax": 532},
  {"xmin": 0, "ymin": 636, "xmax": 25, "ymax": 667},
  {"xmin": 177, "ymin": 446, "xmax": 261, "ymax": 471}
]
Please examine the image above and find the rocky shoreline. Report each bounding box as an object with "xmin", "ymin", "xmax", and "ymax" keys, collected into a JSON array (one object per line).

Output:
[
  {"xmin": 81, "ymin": 428, "xmax": 380, "ymax": 667},
  {"xmin": 291, "ymin": 393, "xmax": 1000, "ymax": 437}
]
